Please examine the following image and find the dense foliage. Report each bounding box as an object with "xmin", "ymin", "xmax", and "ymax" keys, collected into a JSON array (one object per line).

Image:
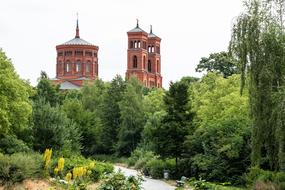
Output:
[
  {"xmin": 1, "ymin": 1, "xmax": 285, "ymax": 188},
  {"xmin": 0, "ymin": 49, "xmax": 33, "ymax": 153},
  {"xmin": 185, "ymin": 73, "xmax": 251, "ymax": 184},
  {"xmin": 196, "ymin": 51, "xmax": 239, "ymax": 78},
  {"xmin": 230, "ymin": 0, "xmax": 285, "ymax": 172}
]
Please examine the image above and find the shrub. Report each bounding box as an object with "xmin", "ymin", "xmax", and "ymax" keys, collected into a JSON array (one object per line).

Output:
[
  {"xmin": 0, "ymin": 152, "xmax": 42, "ymax": 185},
  {"xmin": 128, "ymin": 148, "xmax": 158, "ymax": 172},
  {"xmin": 165, "ymin": 159, "xmax": 177, "ymax": 178},
  {"xmin": 0, "ymin": 134, "xmax": 30, "ymax": 154},
  {"xmin": 134, "ymin": 158, "xmax": 148, "ymax": 170},
  {"xmin": 89, "ymin": 162, "xmax": 114, "ymax": 182},
  {"xmin": 145, "ymin": 159, "xmax": 166, "ymax": 179},
  {"xmin": 245, "ymin": 167, "xmax": 285, "ymax": 189},
  {"xmin": 127, "ymin": 149, "xmax": 144, "ymax": 166},
  {"xmin": 49, "ymin": 155, "xmax": 114, "ymax": 183},
  {"xmin": 134, "ymin": 151, "xmax": 156, "ymax": 170},
  {"xmin": 99, "ymin": 170, "xmax": 143, "ymax": 190}
]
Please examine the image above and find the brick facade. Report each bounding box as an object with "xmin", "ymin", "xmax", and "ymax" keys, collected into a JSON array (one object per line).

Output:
[
  {"xmin": 52, "ymin": 19, "xmax": 99, "ymax": 89},
  {"xmin": 126, "ymin": 22, "xmax": 162, "ymax": 88}
]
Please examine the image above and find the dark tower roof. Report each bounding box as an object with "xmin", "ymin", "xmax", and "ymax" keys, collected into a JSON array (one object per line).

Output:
[
  {"xmin": 60, "ymin": 17, "xmax": 95, "ymax": 46},
  {"xmin": 75, "ymin": 15, "xmax": 80, "ymax": 38},
  {"xmin": 128, "ymin": 19, "xmax": 146, "ymax": 33},
  {"xmin": 148, "ymin": 25, "xmax": 160, "ymax": 38}
]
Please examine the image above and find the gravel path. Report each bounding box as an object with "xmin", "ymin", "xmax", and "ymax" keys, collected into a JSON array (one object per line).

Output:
[{"xmin": 114, "ymin": 166, "xmax": 176, "ymax": 190}]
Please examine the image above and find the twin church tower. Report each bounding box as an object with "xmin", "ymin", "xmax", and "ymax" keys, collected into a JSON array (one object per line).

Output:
[{"xmin": 52, "ymin": 19, "xmax": 162, "ymax": 89}]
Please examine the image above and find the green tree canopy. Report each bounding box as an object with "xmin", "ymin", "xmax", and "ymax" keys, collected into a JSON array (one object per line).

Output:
[
  {"xmin": 0, "ymin": 49, "xmax": 33, "ymax": 136},
  {"xmin": 116, "ymin": 77, "xmax": 145, "ymax": 156},
  {"xmin": 32, "ymin": 99, "xmax": 82, "ymax": 154},
  {"xmin": 230, "ymin": 0, "xmax": 285, "ymax": 171},
  {"xmin": 185, "ymin": 73, "xmax": 250, "ymax": 183},
  {"xmin": 33, "ymin": 71, "xmax": 62, "ymax": 107},
  {"xmin": 196, "ymin": 51, "xmax": 239, "ymax": 78},
  {"xmin": 100, "ymin": 75, "xmax": 126, "ymax": 154},
  {"xmin": 153, "ymin": 79, "xmax": 194, "ymax": 166}
]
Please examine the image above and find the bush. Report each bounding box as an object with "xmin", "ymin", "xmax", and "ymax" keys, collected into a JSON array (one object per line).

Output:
[
  {"xmin": 0, "ymin": 134, "xmax": 30, "ymax": 154},
  {"xmin": 134, "ymin": 151, "xmax": 156, "ymax": 170},
  {"xmin": 89, "ymin": 162, "xmax": 114, "ymax": 182},
  {"xmin": 99, "ymin": 170, "xmax": 143, "ymax": 190},
  {"xmin": 128, "ymin": 148, "xmax": 158, "ymax": 173},
  {"xmin": 127, "ymin": 149, "xmax": 144, "ymax": 166},
  {"xmin": 245, "ymin": 167, "xmax": 285, "ymax": 189},
  {"xmin": 0, "ymin": 152, "xmax": 43, "ymax": 185},
  {"xmin": 145, "ymin": 159, "xmax": 166, "ymax": 179},
  {"xmin": 49, "ymin": 155, "xmax": 114, "ymax": 183}
]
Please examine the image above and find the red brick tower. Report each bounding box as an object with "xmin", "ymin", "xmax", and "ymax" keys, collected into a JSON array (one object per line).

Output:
[
  {"xmin": 52, "ymin": 18, "xmax": 99, "ymax": 89},
  {"xmin": 126, "ymin": 21, "xmax": 162, "ymax": 88}
]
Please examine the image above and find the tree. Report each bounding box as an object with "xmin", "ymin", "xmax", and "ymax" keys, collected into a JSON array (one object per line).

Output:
[
  {"xmin": 185, "ymin": 73, "xmax": 250, "ymax": 183},
  {"xmin": 230, "ymin": 0, "xmax": 285, "ymax": 171},
  {"xmin": 141, "ymin": 88, "xmax": 166, "ymax": 150},
  {"xmin": 100, "ymin": 75, "xmax": 126, "ymax": 154},
  {"xmin": 116, "ymin": 77, "xmax": 145, "ymax": 156},
  {"xmin": 63, "ymin": 95, "xmax": 103, "ymax": 156},
  {"xmin": 143, "ymin": 88, "xmax": 165, "ymax": 119},
  {"xmin": 0, "ymin": 49, "xmax": 33, "ymax": 153},
  {"xmin": 32, "ymin": 99, "xmax": 82, "ymax": 154},
  {"xmin": 79, "ymin": 79, "xmax": 108, "ymax": 155},
  {"xmin": 81, "ymin": 79, "xmax": 107, "ymax": 112},
  {"xmin": 153, "ymin": 79, "xmax": 194, "ymax": 167},
  {"xmin": 33, "ymin": 71, "xmax": 62, "ymax": 107},
  {"xmin": 196, "ymin": 51, "xmax": 239, "ymax": 78}
]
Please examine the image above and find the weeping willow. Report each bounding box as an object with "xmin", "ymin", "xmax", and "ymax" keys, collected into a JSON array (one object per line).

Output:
[{"xmin": 230, "ymin": 0, "xmax": 285, "ymax": 171}]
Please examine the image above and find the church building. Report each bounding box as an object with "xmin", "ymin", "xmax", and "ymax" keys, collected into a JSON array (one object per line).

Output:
[
  {"xmin": 126, "ymin": 20, "xmax": 162, "ymax": 88},
  {"xmin": 51, "ymin": 19, "xmax": 99, "ymax": 90}
]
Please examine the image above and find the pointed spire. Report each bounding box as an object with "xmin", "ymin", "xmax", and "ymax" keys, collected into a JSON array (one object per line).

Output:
[
  {"xmin": 150, "ymin": 25, "xmax": 153, "ymax": 34},
  {"xmin": 136, "ymin": 19, "xmax": 139, "ymax": 28},
  {"xmin": 75, "ymin": 13, "xmax": 80, "ymax": 38}
]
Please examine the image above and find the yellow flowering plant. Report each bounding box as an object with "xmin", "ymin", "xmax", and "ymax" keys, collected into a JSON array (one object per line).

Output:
[
  {"xmin": 72, "ymin": 167, "xmax": 87, "ymax": 179},
  {"xmin": 57, "ymin": 157, "xmax": 65, "ymax": 172},
  {"xmin": 43, "ymin": 148, "xmax": 52, "ymax": 169},
  {"xmin": 65, "ymin": 172, "xmax": 72, "ymax": 181},
  {"xmin": 54, "ymin": 167, "xmax": 59, "ymax": 175}
]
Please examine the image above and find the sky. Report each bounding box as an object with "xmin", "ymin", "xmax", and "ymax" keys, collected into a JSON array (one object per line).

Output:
[{"xmin": 0, "ymin": 0, "xmax": 244, "ymax": 88}]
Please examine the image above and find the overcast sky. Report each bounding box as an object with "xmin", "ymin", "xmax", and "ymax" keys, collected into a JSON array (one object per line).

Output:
[{"xmin": 0, "ymin": 0, "xmax": 244, "ymax": 88}]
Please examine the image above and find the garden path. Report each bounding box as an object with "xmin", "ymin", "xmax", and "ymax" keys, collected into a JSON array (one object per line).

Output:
[{"xmin": 115, "ymin": 165, "xmax": 176, "ymax": 190}]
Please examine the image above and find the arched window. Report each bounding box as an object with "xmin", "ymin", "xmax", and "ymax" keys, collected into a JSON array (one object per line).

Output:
[
  {"xmin": 138, "ymin": 41, "xmax": 141, "ymax": 48},
  {"xmin": 133, "ymin": 55, "xmax": 137, "ymax": 68},
  {"xmin": 76, "ymin": 60, "xmax": 81, "ymax": 72},
  {"xmin": 157, "ymin": 60, "xmax": 159, "ymax": 72},
  {"xmin": 152, "ymin": 46, "xmax": 154, "ymax": 53},
  {"xmin": 66, "ymin": 61, "xmax": 71, "ymax": 72},
  {"xmin": 148, "ymin": 46, "xmax": 151, "ymax": 52},
  {"xmin": 148, "ymin": 60, "xmax": 151, "ymax": 72},
  {"xmin": 130, "ymin": 41, "xmax": 134, "ymax": 48},
  {"xmin": 134, "ymin": 41, "xmax": 137, "ymax": 48},
  {"xmin": 143, "ymin": 56, "xmax": 146, "ymax": 69},
  {"xmin": 86, "ymin": 61, "xmax": 91, "ymax": 74}
]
